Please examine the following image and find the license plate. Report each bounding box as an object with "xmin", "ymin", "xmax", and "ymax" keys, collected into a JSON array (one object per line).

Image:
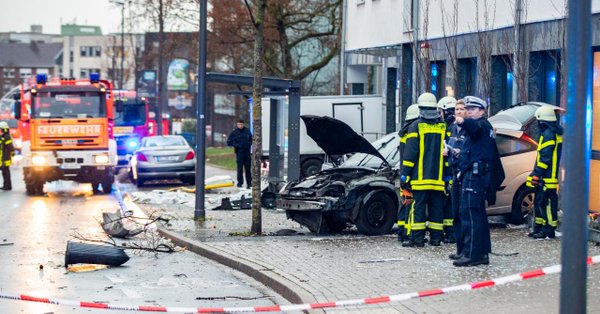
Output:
[
  {"xmin": 62, "ymin": 139, "xmax": 78, "ymax": 146},
  {"xmin": 157, "ymin": 156, "xmax": 178, "ymax": 162},
  {"xmin": 60, "ymin": 163, "xmax": 80, "ymax": 169}
]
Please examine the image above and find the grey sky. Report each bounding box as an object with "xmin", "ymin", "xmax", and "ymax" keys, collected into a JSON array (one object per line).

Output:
[{"xmin": 0, "ymin": 0, "xmax": 124, "ymax": 35}]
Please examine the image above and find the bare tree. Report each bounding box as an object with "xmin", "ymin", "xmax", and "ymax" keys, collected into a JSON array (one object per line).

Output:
[
  {"xmin": 244, "ymin": 0, "xmax": 267, "ymax": 235},
  {"xmin": 439, "ymin": 0, "xmax": 459, "ymax": 96},
  {"xmin": 403, "ymin": 0, "xmax": 432, "ymax": 97},
  {"xmin": 471, "ymin": 0, "xmax": 496, "ymax": 110}
]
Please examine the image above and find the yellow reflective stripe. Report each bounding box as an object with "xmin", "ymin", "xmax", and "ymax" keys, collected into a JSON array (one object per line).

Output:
[
  {"xmin": 537, "ymin": 161, "xmax": 548, "ymax": 169},
  {"xmin": 551, "ymin": 134, "xmax": 562, "ymax": 181},
  {"xmin": 403, "ymin": 160, "xmax": 415, "ymax": 167},
  {"xmin": 412, "ymin": 179, "xmax": 445, "ymax": 185},
  {"xmin": 412, "ymin": 185, "xmax": 445, "ymax": 191},
  {"xmin": 535, "ymin": 217, "xmax": 546, "ymax": 225},
  {"xmin": 397, "ymin": 221, "xmax": 406, "ymax": 226},
  {"xmin": 400, "ymin": 138, "xmax": 407, "ymax": 144},
  {"xmin": 5, "ymin": 139, "xmax": 12, "ymax": 144},
  {"xmin": 407, "ymin": 202, "xmax": 415, "ymax": 235},
  {"xmin": 546, "ymin": 202, "xmax": 557, "ymax": 227},
  {"xmin": 443, "ymin": 219, "xmax": 453, "ymax": 226},
  {"xmin": 405, "ymin": 132, "xmax": 418, "ymax": 139},
  {"xmin": 538, "ymin": 140, "xmax": 555, "ymax": 151},
  {"xmin": 417, "ymin": 123, "xmax": 446, "ymax": 181},
  {"xmin": 411, "ymin": 223, "xmax": 426, "ymax": 230},
  {"xmin": 428, "ymin": 222, "xmax": 444, "ymax": 230}
]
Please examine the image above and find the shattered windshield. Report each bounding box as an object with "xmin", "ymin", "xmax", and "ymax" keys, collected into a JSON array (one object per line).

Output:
[{"xmin": 340, "ymin": 133, "xmax": 399, "ymax": 169}]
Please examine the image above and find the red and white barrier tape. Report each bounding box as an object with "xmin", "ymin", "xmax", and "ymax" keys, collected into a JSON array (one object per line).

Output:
[{"xmin": 1, "ymin": 255, "xmax": 599, "ymax": 313}]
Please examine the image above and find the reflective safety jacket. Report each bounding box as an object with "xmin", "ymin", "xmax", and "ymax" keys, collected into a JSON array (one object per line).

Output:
[
  {"xmin": 401, "ymin": 118, "xmax": 446, "ymax": 191},
  {"xmin": 527, "ymin": 122, "xmax": 563, "ymax": 189},
  {"xmin": 0, "ymin": 132, "xmax": 14, "ymax": 167},
  {"xmin": 398, "ymin": 118, "xmax": 418, "ymax": 167}
]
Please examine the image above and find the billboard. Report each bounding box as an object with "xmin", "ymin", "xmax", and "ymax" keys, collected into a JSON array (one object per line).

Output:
[
  {"xmin": 167, "ymin": 59, "xmax": 190, "ymax": 91},
  {"xmin": 136, "ymin": 70, "xmax": 157, "ymax": 97}
]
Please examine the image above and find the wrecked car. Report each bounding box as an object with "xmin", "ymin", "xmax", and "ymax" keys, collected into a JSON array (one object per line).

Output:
[{"xmin": 278, "ymin": 116, "xmax": 400, "ymax": 235}]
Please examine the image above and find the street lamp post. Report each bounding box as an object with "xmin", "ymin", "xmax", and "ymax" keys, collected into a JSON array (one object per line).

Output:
[
  {"xmin": 110, "ymin": 0, "xmax": 125, "ymax": 90},
  {"xmin": 194, "ymin": 0, "xmax": 207, "ymax": 221}
]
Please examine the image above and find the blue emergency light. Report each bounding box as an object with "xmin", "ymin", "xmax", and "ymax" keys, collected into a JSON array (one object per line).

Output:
[
  {"xmin": 126, "ymin": 139, "xmax": 139, "ymax": 149},
  {"xmin": 36, "ymin": 74, "xmax": 47, "ymax": 84},
  {"xmin": 90, "ymin": 73, "xmax": 100, "ymax": 83}
]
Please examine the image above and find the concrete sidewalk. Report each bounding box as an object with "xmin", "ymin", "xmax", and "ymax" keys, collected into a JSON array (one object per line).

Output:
[{"xmin": 133, "ymin": 166, "xmax": 600, "ymax": 313}]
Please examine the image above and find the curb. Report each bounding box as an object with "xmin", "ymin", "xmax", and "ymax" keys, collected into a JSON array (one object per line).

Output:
[
  {"xmin": 156, "ymin": 227, "xmax": 319, "ymax": 308},
  {"xmin": 124, "ymin": 190, "xmax": 320, "ymax": 311}
]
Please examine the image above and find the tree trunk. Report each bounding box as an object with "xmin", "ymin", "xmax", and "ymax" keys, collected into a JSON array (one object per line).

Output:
[{"xmin": 251, "ymin": 0, "xmax": 266, "ymax": 235}]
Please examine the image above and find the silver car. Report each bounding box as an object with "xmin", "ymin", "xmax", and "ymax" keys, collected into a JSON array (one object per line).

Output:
[
  {"xmin": 129, "ymin": 135, "xmax": 196, "ymax": 187},
  {"xmin": 488, "ymin": 102, "xmax": 564, "ymax": 224}
]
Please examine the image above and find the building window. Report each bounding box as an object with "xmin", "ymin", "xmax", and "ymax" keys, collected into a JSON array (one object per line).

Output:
[
  {"xmin": 19, "ymin": 68, "xmax": 32, "ymax": 78},
  {"xmin": 457, "ymin": 58, "xmax": 477, "ymax": 98},
  {"xmin": 36, "ymin": 68, "xmax": 50, "ymax": 75},
  {"xmin": 430, "ymin": 61, "xmax": 446, "ymax": 100},
  {"xmin": 528, "ymin": 50, "xmax": 561, "ymax": 105},
  {"xmin": 80, "ymin": 68, "xmax": 101, "ymax": 79},
  {"xmin": 3, "ymin": 68, "xmax": 15, "ymax": 78},
  {"xmin": 80, "ymin": 46, "xmax": 101, "ymax": 57},
  {"xmin": 490, "ymin": 55, "xmax": 513, "ymax": 114}
]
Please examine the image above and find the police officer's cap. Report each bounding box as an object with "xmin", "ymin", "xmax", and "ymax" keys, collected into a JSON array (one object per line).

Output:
[{"xmin": 463, "ymin": 96, "xmax": 487, "ymax": 110}]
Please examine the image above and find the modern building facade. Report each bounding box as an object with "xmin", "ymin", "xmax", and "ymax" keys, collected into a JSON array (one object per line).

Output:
[{"xmin": 342, "ymin": 0, "xmax": 600, "ymax": 210}]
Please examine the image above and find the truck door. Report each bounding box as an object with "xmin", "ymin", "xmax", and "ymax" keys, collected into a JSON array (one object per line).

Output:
[{"xmin": 332, "ymin": 102, "xmax": 365, "ymax": 139}]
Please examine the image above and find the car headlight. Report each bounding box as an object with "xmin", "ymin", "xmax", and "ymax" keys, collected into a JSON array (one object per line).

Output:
[
  {"xmin": 94, "ymin": 154, "xmax": 110, "ymax": 164},
  {"xmin": 32, "ymin": 155, "xmax": 47, "ymax": 165}
]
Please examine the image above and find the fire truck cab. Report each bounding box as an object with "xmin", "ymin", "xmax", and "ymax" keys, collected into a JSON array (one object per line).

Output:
[
  {"xmin": 113, "ymin": 90, "xmax": 150, "ymax": 169},
  {"xmin": 15, "ymin": 74, "xmax": 117, "ymax": 195}
]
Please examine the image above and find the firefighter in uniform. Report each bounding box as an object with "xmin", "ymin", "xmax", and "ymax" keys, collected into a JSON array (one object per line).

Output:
[
  {"xmin": 437, "ymin": 96, "xmax": 457, "ymax": 244},
  {"xmin": 397, "ymin": 104, "xmax": 420, "ymax": 242},
  {"xmin": 527, "ymin": 106, "xmax": 563, "ymax": 239},
  {"xmin": 447, "ymin": 99, "xmax": 468, "ymax": 260},
  {"xmin": 453, "ymin": 96, "xmax": 497, "ymax": 267},
  {"xmin": 0, "ymin": 121, "xmax": 14, "ymax": 190},
  {"xmin": 401, "ymin": 93, "xmax": 446, "ymax": 247}
]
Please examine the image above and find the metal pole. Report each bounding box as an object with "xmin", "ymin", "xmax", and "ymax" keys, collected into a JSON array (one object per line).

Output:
[
  {"xmin": 559, "ymin": 0, "xmax": 591, "ymax": 313},
  {"xmin": 120, "ymin": 2, "xmax": 125, "ymax": 90},
  {"xmin": 156, "ymin": 0, "xmax": 164, "ymax": 136},
  {"xmin": 339, "ymin": 0, "xmax": 347, "ymax": 95},
  {"xmin": 194, "ymin": 0, "xmax": 207, "ymax": 221}
]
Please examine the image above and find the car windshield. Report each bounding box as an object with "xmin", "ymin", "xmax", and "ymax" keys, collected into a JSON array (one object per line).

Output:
[
  {"xmin": 340, "ymin": 133, "xmax": 399, "ymax": 169},
  {"xmin": 32, "ymin": 91, "xmax": 105, "ymax": 118},
  {"xmin": 143, "ymin": 136, "xmax": 187, "ymax": 147},
  {"xmin": 114, "ymin": 102, "xmax": 147, "ymax": 126}
]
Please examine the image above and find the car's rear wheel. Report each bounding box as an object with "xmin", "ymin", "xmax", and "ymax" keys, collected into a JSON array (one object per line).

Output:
[
  {"xmin": 510, "ymin": 186, "xmax": 535, "ymax": 225},
  {"xmin": 355, "ymin": 192, "xmax": 396, "ymax": 235}
]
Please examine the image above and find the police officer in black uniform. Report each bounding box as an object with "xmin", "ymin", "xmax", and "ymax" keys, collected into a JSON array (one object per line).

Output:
[{"xmin": 452, "ymin": 96, "xmax": 497, "ymax": 267}]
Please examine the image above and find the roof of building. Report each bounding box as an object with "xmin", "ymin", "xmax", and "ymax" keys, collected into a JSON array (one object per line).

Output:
[
  {"xmin": 61, "ymin": 24, "xmax": 102, "ymax": 36},
  {"xmin": 0, "ymin": 42, "xmax": 62, "ymax": 67}
]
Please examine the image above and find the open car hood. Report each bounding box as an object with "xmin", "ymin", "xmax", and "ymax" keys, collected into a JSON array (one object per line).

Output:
[{"xmin": 301, "ymin": 115, "xmax": 387, "ymax": 163}]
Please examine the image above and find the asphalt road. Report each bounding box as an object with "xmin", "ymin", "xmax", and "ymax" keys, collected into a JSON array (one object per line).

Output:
[{"xmin": 0, "ymin": 166, "xmax": 284, "ymax": 313}]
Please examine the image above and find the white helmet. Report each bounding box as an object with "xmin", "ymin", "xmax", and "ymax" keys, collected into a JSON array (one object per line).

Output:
[
  {"xmin": 405, "ymin": 104, "xmax": 420, "ymax": 121},
  {"xmin": 437, "ymin": 96, "xmax": 457, "ymax": 110},
  {"xmin": 0, "ymin": 121, "xmax": 9, "ymax": 129},
  {"xmin": 535, "ymin": 106, "xmax": 558, "ymax": 122},
  {"xmin": 417, "ymin": 92, "xmax": 437, "ymax": 109}
]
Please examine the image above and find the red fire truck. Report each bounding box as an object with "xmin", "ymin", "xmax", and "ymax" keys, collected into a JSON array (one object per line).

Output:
[{"xmin": 15, "ymin": 74, "xmax": 117, "ymax": 195}]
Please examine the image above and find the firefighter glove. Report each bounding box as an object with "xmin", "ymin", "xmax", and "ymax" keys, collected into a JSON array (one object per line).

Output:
[{"xmin": 401, "ymin": 189, "xmax": 413, "ymax": 206}]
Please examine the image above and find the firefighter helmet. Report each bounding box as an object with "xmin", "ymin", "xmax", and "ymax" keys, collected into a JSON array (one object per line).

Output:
[
  {"xmin": 417, "ymin": 92, "xmax": 438, "ymax": 108},
  {"xmin": 437, "ymin": 96, "xmax": 457, "ymax": 110},
  {"xmin": 535, "ymin": 106, "xmax": 558, "ymax": 122},
  {"xmin": 405, "ymin": 104, "xmax": 420, "ymax": 121},
  {"xmin": 0, "ymin": 121, "xmax": 8, "ymax": 129}
]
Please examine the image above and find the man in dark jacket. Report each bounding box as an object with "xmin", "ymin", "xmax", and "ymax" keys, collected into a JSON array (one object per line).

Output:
[
  {"xmin": 0, "ymin": 121, "xmax": 14, "ymax": 190},
  {"xmin": 452, "ymin": 96, "xmax": 498, "ymax": 267},
  {"xmin": 526, "ymin": 106, "xmax": 563, "ymax": 239},
  {"xmin": 227, "ymin": 120, "xmax": 253, "ymax": 188}
]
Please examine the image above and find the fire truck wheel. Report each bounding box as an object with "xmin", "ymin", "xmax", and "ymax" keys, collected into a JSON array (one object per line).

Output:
[
  {"xmin": 25, "ymin": 181, "xmax": 44, "ymax": 196},
  {"xmin": 102, "ymin": 180, "xmax": 113, "ymax": 194}
]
